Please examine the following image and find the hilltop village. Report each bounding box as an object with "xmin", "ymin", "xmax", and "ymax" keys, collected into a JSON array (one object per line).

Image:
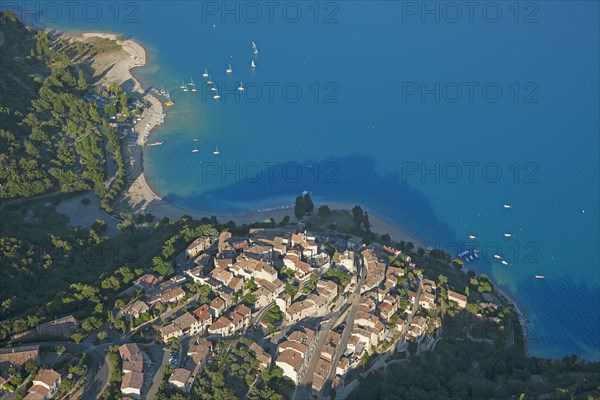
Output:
[{"xmin": 1, "ymin": 222, "xmax": 510, "ymax": 400}]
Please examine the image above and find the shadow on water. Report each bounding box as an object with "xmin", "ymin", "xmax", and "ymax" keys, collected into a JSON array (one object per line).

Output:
[
  {"xmin": 157, "ymin": 154, "xmax": 456, "ymax": 244},
  {"xmin": 515, "ymin": 273, "xmax": 600, "ymax": 361}
]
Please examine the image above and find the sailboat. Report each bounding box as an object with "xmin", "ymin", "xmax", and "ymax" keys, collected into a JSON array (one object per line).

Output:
[
  {"xmin": 180, "ymin": 81, "xmax": 186, "ymax": 89},
  {"xmin": 238, "ymin": 81, "xmax": 245, "ymax": 92},
  {"xmin": 213, "ymin": 146, "xmax": 220, "ymax": 155},
  {"xmin": 503, "ymin": 204, "xmax": 512, "ymax": 209},
  {"xmin": 468, "ymin": 235, "xmax": 477, "ymax": 240},
  {"xmin": 501, "ymin": 260, "xmax": 509, "ymax": 266},
  {"xmin": 213, "ymin": 92, "xmax": 221, "ymax": 100},
  {"xmin": 251, "ymin": 60, "xmax": 256, "ymax": 69},
  {"xmin": 252, "ymin": 41, "xmax": 258, "ymax": 55},
  {"xmin": 189, "ymin": 77, "xmax": 197, "ymax": 92},
  {"xmin": 504, "ymin": 233, "xmax": 512, "ymax": 238},
  {"xmin": 192, "ymin": 145, "xmax": 199, "ymax": 153},
  {"xmin": 226, "ymin": 64, "xmax": 233, "ymax": 74},
  {"xmin": 203, "ymin": 68, "xmax": 209, "ymax": 78},
  {"xmin": 182, "ymin": 82, "xmax": 189, "ymax": 92},
  {"xmin": 207, "ymin": 75, "xmax": 214, "ymax": 85}
]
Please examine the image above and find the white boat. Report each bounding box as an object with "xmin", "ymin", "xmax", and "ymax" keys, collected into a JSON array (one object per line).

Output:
[
  {"xmin": 183, "ymin": 84, "xmax": 189, "ymax": 92},
  {"xmin": 494, "ymin": 254, "xmax": 502, "ymax": 259},
  {"xmin": 238, "ymin": 82, "xmax": 245, "ymax": 92},
  {"xmin": 251, "ymin": 60, "xmax": 256, "ymax": 69},
  {"xmin": 189, "ymin": 77, "xmax": 197, "ymax": 92},
  {"xmin": 501, "ymin": 260, "xmax": 509, "ymax": 265},
  {"xmin": 504, "ymin": 233, "xmax": 512, "ymax": 238},
  {"xmin": 211, "ymin": 87, "xmax": 218, "ymax": 91},
  {"xmin": 535, "ymin": 275, "xmax": 546, "ymax": 279},
  {"xmin": 193, "ymin": 138, "xmax": 199, "ymax": 142},
  {"xmin": 213, "ymin": 146, "xmax": 220, "ymax": 155},
  {"xmin": 203, "ymin": 68, "xmax": 209, "ymax": 78},
  {"xmin": 504, "ymin": 204, "xmax": 512, "ymax": 209},
  {"xmin": 213, "ymin": 93, "xmax": 221, "ymax": 100},
  {"xmin": 207, "ymin": 75, "xmax": 214, "ymax": 85},
  {"xmin": 180, "ymin": 81, "xmax": 186, "ymax": 89},
  {"xmin": 468, "ymin": 235, "xmax": 477, "ymax": 240},
  {"xmin": 192, "ymin": 145, "xmax": 199, "ymax": 153},
  {"xmin": 252, "ymin": 41, "xmax": 258, "ymax": 54},
  {"xmin": 226, "ymin": 64, "xmax": 233, "ymax": 74}
]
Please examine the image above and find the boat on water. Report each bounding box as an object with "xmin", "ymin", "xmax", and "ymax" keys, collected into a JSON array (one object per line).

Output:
[
  {"xmin": 213, "ymin": 146, "xmax": 220, "ymax": 155},
  {"xmin": 180, "ymin": 81, "xmax": 186, "ymax": 89},
  {"xmin": 535, "ymin": 275, "xmax": 546, "ymax": 279},
  {"xmin": 147, "ymin": 141, "xmax": 164, "ymax": 146},
  {"xmin": 207, "ymin": 75, "xmax": 214, "ymax": 85},
  {"xmin": 504, "ymin": 204, "xmax": 512, "ymax": 209},
  {"xmin": 251, "ymin": 60, "xmax": 256, "ymax": 69},
  {"xmin": 238, "ymin": 82, "xmax": 245, "ymax": 92},
  {"xmin": 189, "ymin": 77, "xmax": 197, "ymax": 92},
  {"xmin": 252, "ymin": 41, "xmax": 258, "ymax": 55},
  {"xmin": 501, "ymin": 260, "xmax": 509, "ymax": 265},
  {"xmin": 203, "ymin": 68, "xmax": 209, "ymax": 78},
  {"xmin": 192, "ymin": 145, "xmax": 199, "ymax": 153},
  {"xmin": 164, "ymin": 90, "xmax": 174, "ymax": 107},
  {"xmin": 494, "ymin": 254, "xmax": 502, "ymax": 259},
  {"xmin": 213, "ymin": 93, "xmax": 221, "ymax": 100},
  {"xmin": 211, "ymin": 86, "xmax": 218, "ymax": 92},
  {"xmin": 226, "ymin": 64, "xmax": 233, "ymax": 74},
  {"xmin": 468, "ymin": 235, "xmax": 477, "ymax": 240},
  {"xmin": 504, "ymin": 233, "xmax": 512, "ymax": 238},
  {"xmin": 193, "ymin": 138, "xmax": 199, "ymax": 142}
]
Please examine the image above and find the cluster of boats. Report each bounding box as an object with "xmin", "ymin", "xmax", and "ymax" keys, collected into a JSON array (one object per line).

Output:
[
  {"xmin": 464, "ymin": 203, "xmax": 545, "ymax": 279},
  {"xmin": 191, "ymin": 139, "xmax": 219, "ymax": 155},
  {"xmin": 180, "ymin": 41, "xmax": 259, "ymax": 100}
]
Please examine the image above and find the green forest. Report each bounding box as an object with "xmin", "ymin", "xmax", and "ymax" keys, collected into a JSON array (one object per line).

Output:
[{"xmin": 0, "ymin": 11, "xmax": 128, "ymax": 212}]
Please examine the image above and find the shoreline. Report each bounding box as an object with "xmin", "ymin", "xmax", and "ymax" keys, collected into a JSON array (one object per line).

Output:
[{"xmin": 68, "ymin": 29, "xmax": 530, "ymax": 354}]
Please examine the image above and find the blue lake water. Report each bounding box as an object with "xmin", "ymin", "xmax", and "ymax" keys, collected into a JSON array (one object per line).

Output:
[{"xmin": 30, "ymin": 1, "xmax": 599, "ymax": 360}]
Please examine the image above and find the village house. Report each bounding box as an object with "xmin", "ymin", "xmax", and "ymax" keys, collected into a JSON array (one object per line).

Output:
[
  {"xmin": 249, "ymin": 342, "xmax": 272, "ymax": 371},
  {"xmin": 168, "ymin": 368, "xmax": 193, "ymax": 393},
  {"xmin": 186, "ymin": 338, "xmax": 212, "ymax": 376},
  {"xmin": 407, "ymin": 316, "xmax": 428, "ymax": 340},
  {"xmin": 275, "ymin": 327, "xmax": 316, "ymax": 383},
  {"xmin": 209, "ymin": 297, "xmax": 226, "ymax": 318},
  {"xmin": 317, "ymin": 279, "xmax": 338, "ymax": 303},
  {"xmin": 191, "ymin": 304, "xmax": 213, "ymax": 332},
  {"xmin": 210, "ymin": 268, "xmax": 234, "ymax": 286},
  {"xmin": 336, "ymin": 356, "xmax": 350, "ymax": 376},
  {"xmin": 312, "ymin": 357, "xmax": 332, "ymax": 395},
  {"xmin": 0, "ymin": 345, "xmax": 40, "ymax": 373},
  {"xmin": 419, "ymin": 291, "xmax": 436, "ymax": 310},
  {"xmin": 120, "ymin": 300, "xmax": 149, "ymax": 320},
  {"xmin": 159, "ymin": 312, "xmax": 203, "ymax": 342},
  {"xmin": 207, "ymin": 316, "xmax": 235, "ymax": 337},
  {"xmin": 285, "ymin": 299, "xmax": 317, "ymax": 323},
  {"xmin": 119, "ymin": 344, "xmax": 145, "ymax": 399},
  {"xmin": 24, "ymin": 369, "xmax": 61, "ymax": 400},
  {"xmin": 227, "ymin": 276, "xmax": 244, "ymax": 293},
  {"xmin": 244, "ymin": 244, "xmax": 273, "ymax": 262},
  {"xmin": 186, "ymin": 236, "xmax": 214, "ymax": 258},
  {"xmin": 160, "ymin": 286, "xmax": 186, "ymax": 304},
  {"xmin": 275, "ymin": 293, "xmax": 292, "ymax": 314},
  {"xmin": 448, "ymin": 290, "xmax": 468, "ymax": 308},
  {"xmin": 184, "ymin": 266, "xmax": 205, "ymax": 282},
  {"xmin": 133, "ymin": 273, "xmax": 160, "ymax": 291}
]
